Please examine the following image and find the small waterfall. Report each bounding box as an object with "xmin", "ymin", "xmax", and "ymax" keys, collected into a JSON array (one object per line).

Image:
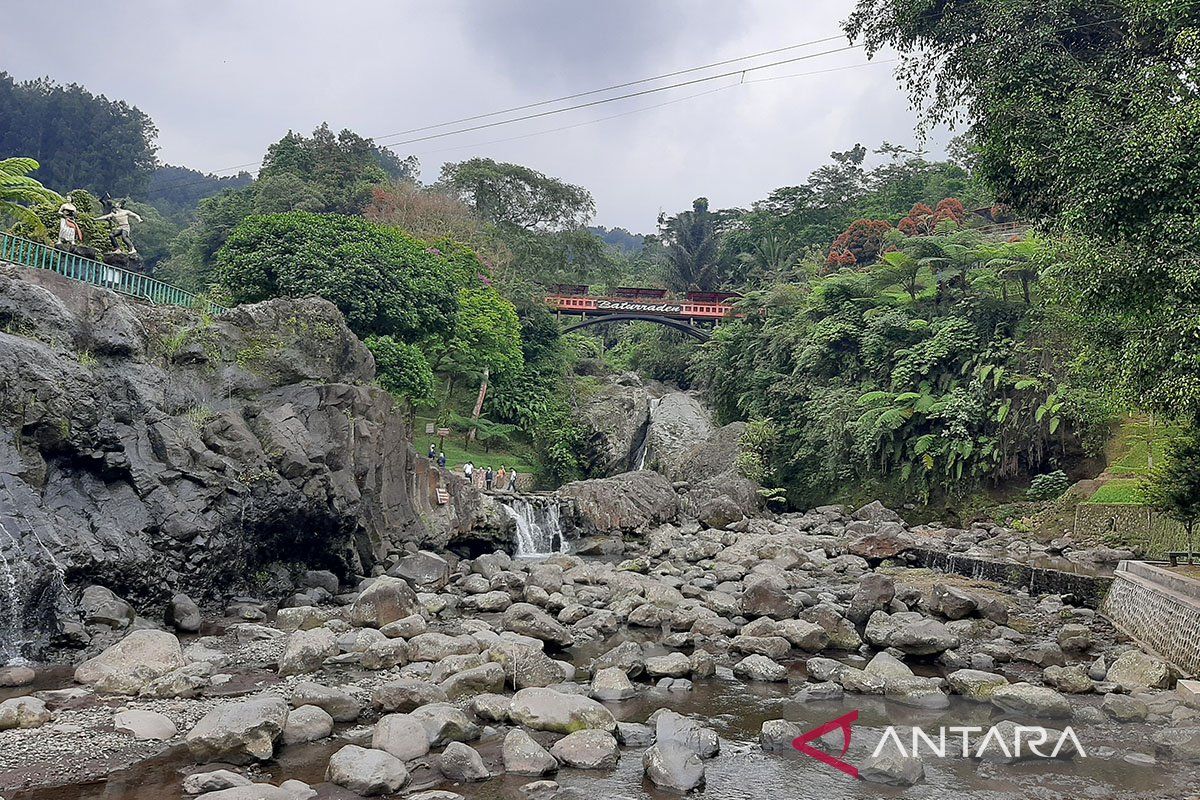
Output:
[
  {"xmin": 500, "ymin": 497, "xmax": 568, "ymax": 558},
  {"xmin": 0, "ymin": 478, "xmax": 71, "ymax": 661},
  {"xmin": 633, "ymin": 397, "xmax": 662, "ymax": 471}
]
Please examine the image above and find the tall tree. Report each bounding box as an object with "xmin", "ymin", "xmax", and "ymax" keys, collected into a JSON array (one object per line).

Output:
[
  {"xmin": 658, "ymin": 197, "xmax": 721, "ymax": 291},
  {"xmin": 438, "ymin": 157, "xmax": 595, "ymax": 230},
  {"xmin": 846, "ymin": 0, "xmax": 1200, "ymax": 416},
  {"xmin": 1142, "ymin": 427, "xmax": 1200, "ymax": 564},
  {"xmin": 0, "ymin": 72, "xmax": 158, "ymax": 196}
]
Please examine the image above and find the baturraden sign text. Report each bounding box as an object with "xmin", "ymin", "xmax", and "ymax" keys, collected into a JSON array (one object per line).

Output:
[{"xmin": 596, "ymin": 299, "xmax": 684, "ymax": 315}]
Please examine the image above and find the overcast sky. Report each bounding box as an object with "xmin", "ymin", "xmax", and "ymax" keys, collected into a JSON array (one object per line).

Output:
[{"xmin": 3, "ymin": 0, "xmax": 950, "ymax": 232}]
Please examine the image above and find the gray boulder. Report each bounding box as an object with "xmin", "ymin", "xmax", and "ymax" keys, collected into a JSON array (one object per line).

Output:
[
  {"xmin": 372, "ymin": 713, "xmax": 431, "ymax": 760},
  {"xmin": 508, "ymin": 687, "xmax": 617, "ymax": 733},
  {"xmin": 326, "ymin": 744, "xmax": 409, "ymax": 796},
  {"xmin": 438, "ymin": 742, "xmax": 490, "ymax": 782},
  {"xmin": 350, "ymin": 576, "xmax": 418, "ymax": 629},
  {"xmin": 277, "ymin": 627, "xmax": 338, "ymax": 676},
  {"xmin": 502, "ymin": 728, "xmax": 559, "ymax": 775},
  {"xmin": 643, "ymin": 742, "xmax": 705, "ymax": 792},
  {"xmin": 859, "ymin": 751, "xmax": 924, "ymax": 786},
  {"xmin": 185, "ymin": 697, "xmax": 289, "ymax": 764},
  {"xmin": 558, "ymin": 471, "xmax": 679, "ymax": 532},
  {"xmin": 74, "ymin": 629, "xmax": 187, "ymax": 694},
  {"xmin": 282, "ymin": 705, "xmax": 334, "ymax": 744},
  {"xmin": 549, "ymin": 729, "xmax": 620, "ymax": 769},
  {"xmin": 1107, "ymin": 650, "xmax": 1175, "ymax": 690},
  {"xmin": 990, "ymin": 682, "xmax": 1072, "ymax": 719}
]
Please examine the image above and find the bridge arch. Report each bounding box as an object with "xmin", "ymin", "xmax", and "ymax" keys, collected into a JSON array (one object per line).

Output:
[{"xmin": 560, "ymin": 313, "xmax": 711, "ymax": 341}]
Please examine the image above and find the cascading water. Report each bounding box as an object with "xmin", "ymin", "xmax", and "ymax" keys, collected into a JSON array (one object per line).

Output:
[
  {"xmin": 500, "ymin": 497, "xmax": 569, "ymax": 558},
  {"xmin": 0, "ymin": 477, "xmax": 71, "ymax": 661},
  {"xmin": 633, "ymin": 396, "xmax": 662, "ymax": 471}
]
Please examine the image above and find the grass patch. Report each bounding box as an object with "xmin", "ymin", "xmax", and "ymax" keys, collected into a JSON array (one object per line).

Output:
[
  {"xmin": 412, "ymin": 414, "xmax": 537, "ymax": 475},
  {"xmin": 1105, "ymin": 416, "xmax": 1181, "ymax": 477},
  {"xmin": 1086, "ymin": 478, "xmax": 1144, "ymax": 505}
]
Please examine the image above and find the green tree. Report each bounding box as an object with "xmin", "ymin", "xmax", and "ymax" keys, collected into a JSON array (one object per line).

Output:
[
  {"xmin": 874, "ymin": 250, "xmax": 924, "ymax": 302},
  {"xmin": 0, "ymin": 157, "xmax": 63, "ymax": 236},
  {"xmin": 0, "ymin": 72, "xmax": 158, "ymax": 196},
  {"xmin": 658, "ymin": 197, "xmax": 721, "ymax": 291},
  {"xmin": 215, "ymin": 212, "xmax": 458, "ymax": 344},
  {"xmin": 1142, "ymin": 427, "xmax": 1200, "ymax": 564},
  {"xmin": 845, "ymin": 0, "xmax": 1200, "ymax": 415},
  {"xmin": 438, "ymin": 157, "xmax": 595, "ymax": 230},
  {"xmin": 366, "ymin": 334, "xmax": 436, "ymax": 405}
]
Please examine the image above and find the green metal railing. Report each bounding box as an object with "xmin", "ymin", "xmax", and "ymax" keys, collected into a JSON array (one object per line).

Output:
[{"xmin": 0, "ymin": 232, "xmax": 227, "ymax": 315}]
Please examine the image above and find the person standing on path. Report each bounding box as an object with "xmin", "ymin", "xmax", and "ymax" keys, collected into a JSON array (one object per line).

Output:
[
  {"xmin": 428, "ymin": 444, "xmax": 436, "ymax": 461},
  {"xmin": 507, "ymin": 469, "xmax": 518, "ymax": 492},
  {"xmin": 463, "ymin": 461, "xmax": 474, "ymax": 483},
  {"xmin": 437, "ymin": 451, "xmax": 447, "ymax": 468},
  {"xmin": 485, "ymin": 466, "xmax": 494, "ymax": 491},
  {"xmin": 497, "ymin": 466, "xmax": 507, "ymax": 491}
]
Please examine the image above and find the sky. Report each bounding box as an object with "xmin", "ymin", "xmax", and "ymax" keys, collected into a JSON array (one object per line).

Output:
[{"xmin": 2, "ymin": 0, "xmax": 951, "ymax": 233}]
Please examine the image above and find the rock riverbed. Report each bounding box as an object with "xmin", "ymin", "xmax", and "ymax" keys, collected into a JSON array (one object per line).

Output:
[{"xmin": 1, "ymin": 503, "xmax": 1198, "ymax": 800}]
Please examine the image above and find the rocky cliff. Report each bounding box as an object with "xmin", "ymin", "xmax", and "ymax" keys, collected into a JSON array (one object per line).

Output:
[{"xmin": 0, "ymin": 267, "xmax": 441, "ymax": 656}]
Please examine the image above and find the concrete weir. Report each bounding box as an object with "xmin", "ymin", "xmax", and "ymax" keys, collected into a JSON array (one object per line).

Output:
[
  {"xmin": 904, "ymin": 548, "xmax": 1115, "ymax": 608},
  {"xmin": 1101, "ymin": 560, "xmax": 1200, "ymax": 677}
]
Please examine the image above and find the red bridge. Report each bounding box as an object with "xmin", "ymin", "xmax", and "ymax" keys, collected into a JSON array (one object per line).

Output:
[{"xmin": 543, "ymin": 285, "xmax": 740, "ymax": 340}]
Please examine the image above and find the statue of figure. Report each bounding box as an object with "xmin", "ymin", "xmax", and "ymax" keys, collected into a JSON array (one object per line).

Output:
[
  {"xmin": 96, "ymin": 197, "xmax": 143, "ymax": 256},
  {"xmin": 56, "ymin": 202, "xmax": 84, "ymax": 248}
]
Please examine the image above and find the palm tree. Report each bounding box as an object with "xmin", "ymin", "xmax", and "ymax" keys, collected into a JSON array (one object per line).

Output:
[
  {"xmin": 737, "ymin": 233, "xmax": 802, "ymax": 284},
  {"xmin": 0, "ymin": 158, "xmax": 63, "ymax": 237},
  {"xmin": 659, "ymin": 197, "xmax": 720, "ymax": 291}
]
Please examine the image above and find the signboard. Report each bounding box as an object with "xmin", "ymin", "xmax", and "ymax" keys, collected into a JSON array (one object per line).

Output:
[
  {"xmin": 425, "ymin": 423, "xmax": 436, "ymax": 435},
  {"xmin": 596, "ymin": 299, "xmax": 684, "ymax": 315},
  {"xmin": 437, "ymin": 427, "xmax": 451, "ymax": 438}
]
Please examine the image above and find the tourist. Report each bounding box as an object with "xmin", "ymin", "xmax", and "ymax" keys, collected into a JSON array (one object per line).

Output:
[
  {"xmin": 437, "ymin": 451, "xmax": 447, "ymax": 468},
  {"xmin": 485, "ymin": 466, "xmax": 494, "ymax": 490},
  {"xmin": 508, "ymin": 469, "xmax": 518, "ymax": 492},
  {"xmin": 497, "ymin": 465, "xmax": 507, "ymax": 489},
  {"xmin": 56, "ymin": 203, "xmax": 83, "ymax": 249},
  {"xmin": 463, "ymin": 461, "xmax": 474, "ymax": 482},
  {"xmin": 427, "ymin": 444, "xmax": 436, "ymax": 461}
]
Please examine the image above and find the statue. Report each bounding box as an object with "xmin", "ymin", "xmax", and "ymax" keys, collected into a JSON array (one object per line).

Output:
[
  {"xmin": 97, "ymin": 196, "xmax": 143, "ymax": 256},
  {"xmin": 56, "ymin": 202, "xmax": 84, "ymax": 248}
]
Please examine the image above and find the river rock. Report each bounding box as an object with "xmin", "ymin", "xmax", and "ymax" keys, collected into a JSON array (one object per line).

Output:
[
  {"xmin": 350, "ymin": 576, "xmax": 419, "ymax": 629},
  {"xmin": 591, "ymin": 666, "xmax": 637, "ymax": 700},
  {"xmin": 592, "ymin": 640, "xmax": 645, "ymax": 677},
  {"xmin": 0, "ymin": 696, "xmax": 51, "ymax": 730},
  {"xmin": 643, "ymin": 742, "xmax": 705, "ymax": 792},
  {"xmin": 502, "ymin": 603, "xmax": 574, "ymax": 647},
  {"xmin": 372, "ymin": 679, "xmax": 447, "ymax": 713},
  {"xmin": 549, "ymin": 729, "xmax": 619, "ymax": 769},
  {"xmin": 508, "ymin": 687, "xmax": 617, "ymax": 733},
  {"xmin": 411, "ymin": 703, "xmax": 481, "ymax": 746},
  {"xmin": 741, "ymin": 572, "xmax": 798, "ymax": 619},
  {"xmin": 928, "ymin": 584, "xmax": 977, "ymax": 620},
  {"xmin": 165, "ymin": 594, "xmax": 202, "ymax": 633},
  {"xmin": 1152, "ymin": 727, "xmax": 1200, "ymax": 762},
  {"xmin": 279, "ymin": 705, "xmax": 331, "ymax": 745},
  {"xmin": 990, "ymin": 682, "xmax": 1072, "ymax": 719},
  {"xmin": 848, "ymin": 573, "xmax": 895, "ymax": 624},
  {"xmin": 372, "ymin": 713, "xmax": 431, "ymax": 760},
  {"xmin": 732, "ymin": 655, "xmax": 787, "ymax": 682},
  {"xmin": 502, "ymin": 728, "xmax": 559, "ymax": 775},
  {"xmin": 200, "ymin": 785, "xmax": 292, "ymax": 800},
  {"xmin": 947, "ymin": 669, "xmax": 1008, "ymax": 701},
  {"xmin": 278, "ymin": 627, "xmax": 338, "ymax": 676},
  {"xmin": 859, "ymin": 751, "xmax": 924, "ymax": 786},
  {"xmin": 438, "ymin": 742, "xmax": 490, "ymax": 782},
  {"xmin": 183, "ymin": 770, "xmax": 252, "ymax": 794},
  {"xmin": 488, "ymin": 641, "xmax": 571, "ymax": 689},
  {"xmin": 1107, "ymin": 650, "xmax": 1175, "ymax": 690},
  {"xmin": 79, "ymin": 585, "xmax": 135, "ymax": 628},
  {"xmin": 644, "ymin": 652, "xmax": 692, "ymax": 678},
  {"xmin": 390, "ymin": 551, "xmax": 451, "ymax": 591},
  {"xmin": 290, "ymin": 681, "xmax": 362, "ymax": 722},
  {"xmin": 558, "ymin": 471, "xmax": 679, "ymax": 532},
  {"xmin": 113, "ymin": 709, "xmax": 177, "ymax": 740},
  {"xmin": 0, "ymin": 665, "xmax": 36, "ymax": 687},
  {"xmin": 655, "ymin": 710, "xmax": 719, "ymax": 758},
  {"xmin": 326, "ymin": 744, "xmax": 409, "ymax": 796},
  {"xmin": 576, "ymin": 371, "xmax": 653, "ymax": 475},
  {"xmin": 185, "ymin": 697, "xmax": 289, "ymax": 764},
  {"xmin": 74, "ymin": 629, "xmax": 187, "ymax": 694},
  {"xmin": 1101, "ymin": 692, "xmax": 1150, "ymax": 723}
]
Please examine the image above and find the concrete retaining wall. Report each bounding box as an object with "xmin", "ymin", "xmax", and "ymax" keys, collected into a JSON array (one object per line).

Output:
[
  {"xmin": 905, "ymin": 548, "xmax": 1114, "ymax": 608},
  {"xmin": 1101, "ymin": 561, "xmax": 1200, "ymax": 677}
]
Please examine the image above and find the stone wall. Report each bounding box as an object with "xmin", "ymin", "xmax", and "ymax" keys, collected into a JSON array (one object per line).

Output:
[
  {"xmin": 1101, "ymin": 561, "xmax": 1200, "ymax": 676},
  {"xmin": 1073, "ymin": 503, "xmax": 1188, "ymax": 556},
  {"xmin": 904, "ymin": 548, "xmax": 1114, "ymax": 608}
]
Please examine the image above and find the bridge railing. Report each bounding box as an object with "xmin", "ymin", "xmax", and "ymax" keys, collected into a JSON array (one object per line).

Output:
[{"xmin": 0, "ymin": 232, "xmax": 227, "ymax": 315}]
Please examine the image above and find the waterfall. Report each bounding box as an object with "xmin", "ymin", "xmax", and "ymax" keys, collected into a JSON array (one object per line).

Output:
[
  {"xmin": 500, "ymin": 497, "xmax": 568, "ymax": 558},
  {"xmin": 633, "ymin": 397, "xmax": 662, "ymax": 471},
  {"xmin": 0, "ymin": 478, "xmax": 71, "ymax": 662}
]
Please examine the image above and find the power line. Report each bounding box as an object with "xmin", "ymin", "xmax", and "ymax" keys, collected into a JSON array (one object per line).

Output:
[
  {"xmin": 373, "ymin": 34, "xmax": 849, "ymax": 140},
  {"xmin": 148, "ymin": 37, "xmax": 860, "ymax": 193},
  {"xmin": 373, "ymin": 45, "xmax": 861, "ymax": 148},
  {"xmin": 411, "ymin": 60, "xmax": 898, "ymax": 158}
]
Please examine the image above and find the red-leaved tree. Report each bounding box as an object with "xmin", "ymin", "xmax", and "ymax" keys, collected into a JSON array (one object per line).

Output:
[{"xmin": 827, "ymin": 219, "xmax": 892, "ymax": 269}]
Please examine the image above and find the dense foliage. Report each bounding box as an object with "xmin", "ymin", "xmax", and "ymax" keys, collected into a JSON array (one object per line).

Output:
[
  {"xmin": 0, "ymin": 72, "xmax": 158, "ymax": 197},
  {"xmin": 846, "ymin": 0, "xmax": 1200, "ymax": 417},
  {"xmin": 692, "ymin": 227, "xmax": 1105, "ymax": 507},
  {"xmin": 0, "ymin": 158, "xmax": 63, "ymax": 236},
  {"xmin": 1141, "ymin": 427, "xmax": 1200, "ymax": 559}
]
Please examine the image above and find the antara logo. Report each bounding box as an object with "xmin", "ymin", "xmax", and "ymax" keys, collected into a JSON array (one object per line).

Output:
[{"xmin": 791, "ymin": 711, "xmax": 1087, "ymax": 778}]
